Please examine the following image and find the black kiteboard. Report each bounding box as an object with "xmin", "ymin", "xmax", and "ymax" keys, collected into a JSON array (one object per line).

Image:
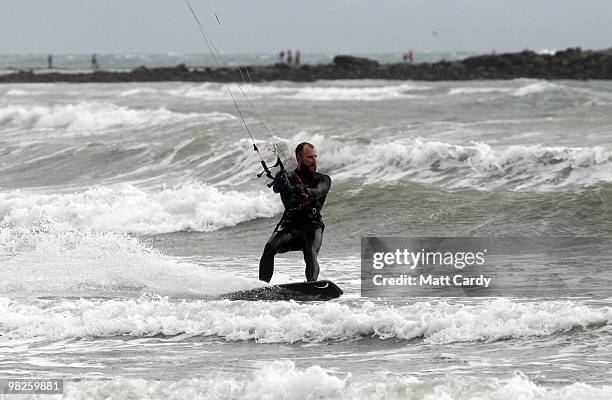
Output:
[{"xmin": 221, "ymin": 280, "xmax": 343, "ymax": 301}]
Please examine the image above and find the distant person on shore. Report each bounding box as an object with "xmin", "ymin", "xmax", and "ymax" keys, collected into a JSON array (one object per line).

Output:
[
  {"xmin": 286, "ymin": 49, "xmax": 292, "ymax": 65},
  {"xmin": 403, "ymin": 50, "xmax": 414, "ymax": 63},
  {"xmin": 295, "ymin": 50, "xmax": 301, "ymax": 65},
  {"xmin": 279, "ymin": 50, "xmax": 285, "ymax": 64},
  {"xmin": 91, "ymin": 53, "xmax": 99, "ymax": 70},
  {"xmin": 47, "ymin": 54, "xmax": 53, "ymax": 69}
]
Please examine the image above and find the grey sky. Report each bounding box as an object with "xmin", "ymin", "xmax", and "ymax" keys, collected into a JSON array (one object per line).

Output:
[{"xmin": 1, "ymin": 0, "xmax": 611, "ymax": 54}]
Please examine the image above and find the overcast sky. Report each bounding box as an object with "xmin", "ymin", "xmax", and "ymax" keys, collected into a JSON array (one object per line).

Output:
[{"xmin": 2, "ymin": 0, "xmax": 611, "ymax": 54}]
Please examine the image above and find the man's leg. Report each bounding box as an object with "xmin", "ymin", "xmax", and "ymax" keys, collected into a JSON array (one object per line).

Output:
[
  {"xmin": 259, "ymin": 229, "xmax": 296, "ymax": 282},
  {"xmin": 302, "ymin": 228, "xmax": 323, "ymax": 281}
]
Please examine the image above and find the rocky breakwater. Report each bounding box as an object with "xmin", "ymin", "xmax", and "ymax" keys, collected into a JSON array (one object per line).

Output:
[{"xmin": 2, "ymin": 48, "xmax": 612, "ymax": 83}]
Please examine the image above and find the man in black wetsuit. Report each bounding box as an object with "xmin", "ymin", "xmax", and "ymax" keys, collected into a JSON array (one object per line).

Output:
[{"xmin": 259, "ymin": 142, "xmax": 331, "ymax": 282}]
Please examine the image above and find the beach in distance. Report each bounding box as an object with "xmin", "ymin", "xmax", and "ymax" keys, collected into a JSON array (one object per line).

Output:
[{"xmin": 2, "ymin": 47, "xmax": 612, "ymax": 83}]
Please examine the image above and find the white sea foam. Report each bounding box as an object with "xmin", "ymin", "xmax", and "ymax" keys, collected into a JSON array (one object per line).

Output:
[
  {"xmin": 0, "ymin": 182, "xmax": 280, "ymax": 234},
  {"xmin": 0, "ymin": 102, "xmax": 235, "ymax": 134},
  {"xmin": 0, "ymin": 219, "xmax": 261, "ymax": 297},
  {"xmin": 448, "ymin": 81, "xmax": 561, "ymax": 97},
  {"xmin": 282, "ymin": 134, "xmax": 612, "ymax": 190},
  {"xmin": 168, "ymin": 83, "xmax": 235, "ymax": 100},
  {"xmin": 117, "ymin": 87, "xmax": 161, "ymax": 97},
  {"xmin": 278, "ymin": 83, "xmax": 425, "ymax": 101},
  {"xmin": 49, "ymin": 364, "xmax": 612, "ymax": 400},
  {"xmin": 448, "ymin": 87, "xmax": 513, "ymax": 96},
  {"xmin": 169, "ymin": 82, "xmax": 428, "ymax": 101},
  {"xmin": 513, "ymin": 81, "xmax": 561, "ymax": 97},
  {"xmin": 4, "ymin": 89, "xmax": 33, "ymax": 96},
  {"xmin": 1, "ymin": 296, "xmax": 608, "ymax": 343}
]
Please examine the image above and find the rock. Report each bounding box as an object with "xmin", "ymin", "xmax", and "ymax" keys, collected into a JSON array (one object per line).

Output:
[
  {"xmin": 333, "ymin": 55, "xmax": 379, "ymax": 68},
  {"xmin": 2, "ymin": 48, "xmax": 612, "ymax": 83}
]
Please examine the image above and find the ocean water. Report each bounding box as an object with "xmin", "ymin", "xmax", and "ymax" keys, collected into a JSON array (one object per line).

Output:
[{"xmin": 0, "ymin": 77, "xmax": 611, "ymax": 399}]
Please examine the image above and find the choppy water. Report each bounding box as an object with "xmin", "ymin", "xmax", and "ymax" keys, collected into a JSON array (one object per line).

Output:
[{"xmin": 1, "ymin": 77, "xmax": 611, "ymax": 399}]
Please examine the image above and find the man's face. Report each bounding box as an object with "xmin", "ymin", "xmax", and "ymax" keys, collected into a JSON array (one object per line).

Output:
[{"xmin": 297, "ymin": 145, "xmax": 317, "ymax": 174}]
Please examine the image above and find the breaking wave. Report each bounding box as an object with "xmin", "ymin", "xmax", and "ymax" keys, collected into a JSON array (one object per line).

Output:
[
  {"xmin": 0, "ymin": 219, "xmax": 261, "ymax": 297},
  {"xmin": 0, "ymin": 102, "xmax": 235, "ymax": 134},
  {"xmin": 52, "ymin": 363, "xmax": 612, "ymax": 400},
  {"xmin": 0, "ymin": 182, "xmax": 280, "ymax": 234},
  {"xmin": 286, "ymin": 134, "xmax": 612, "ymax": 190},
  {"xmin": 167, "ymin": 82, "xmax": 430, "ymax": 101},
  {"xmin": 1, "ymin": 296, "xmax": 608, "ymax": 343},
  {"xmin": 448, "ymin": 81, "xmax": 561, "ymax": 97}
]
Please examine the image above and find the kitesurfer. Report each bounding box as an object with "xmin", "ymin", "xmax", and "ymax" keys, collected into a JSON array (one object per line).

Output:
[{"xmin": 259, "ymin": 142, "xmax": 331, "ymax": 283}]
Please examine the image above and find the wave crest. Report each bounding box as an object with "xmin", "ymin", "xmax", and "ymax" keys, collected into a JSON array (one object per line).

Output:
[
  {"xmin": 56, "ymin": 364, "xmax": 612, "ymax": 400},
  {"xmin": 289, "ymin": 135, "xmax": 612, "ymax": 190},
  {"xmin": 1, "ymin": 296, "xmax": 608, "ymax": 343},
  {"xmin": 0, "ymin": 219, "xmax": 260, "ymax": 297},
  {"xmin": 0, "ymin": 182, "xmax": 280, "ymax": 234},
  {"xmin": 168, "ymin": 82, "xmax": 430, "ymax": 101},
  {"xmin": 0, "ymin": 102, "xmax": 235, "ymax": 134}
]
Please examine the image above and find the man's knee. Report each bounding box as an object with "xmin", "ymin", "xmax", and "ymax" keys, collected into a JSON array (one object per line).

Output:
[
  {"xmin": 263, "ymin": 233, "xmax": 284, "ymax": 255},
  {"xmin": 263, "ymin": 240, "xmax": 277, "ymax": 255},
  {"xmin": 311, "ymin": 229, "xmax": 323, "ymax": 252},
  {"xmin": 303, "ymin": 241, "xmax": 321, "ymax": 263},
  {"xmin": 259, "ymin": 243, "xmax": 275, "ymax": 283}
]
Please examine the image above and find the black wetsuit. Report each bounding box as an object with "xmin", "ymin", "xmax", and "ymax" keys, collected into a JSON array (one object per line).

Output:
[{"xmin": 259, "ymin": 168, "xmax": 332, "ymax": 282}]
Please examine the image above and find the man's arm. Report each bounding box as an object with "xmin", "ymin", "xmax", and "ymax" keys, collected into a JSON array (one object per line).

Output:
[{"xmin": 305, "ymin": 174, "xmax": 331, "ymax": 199}]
